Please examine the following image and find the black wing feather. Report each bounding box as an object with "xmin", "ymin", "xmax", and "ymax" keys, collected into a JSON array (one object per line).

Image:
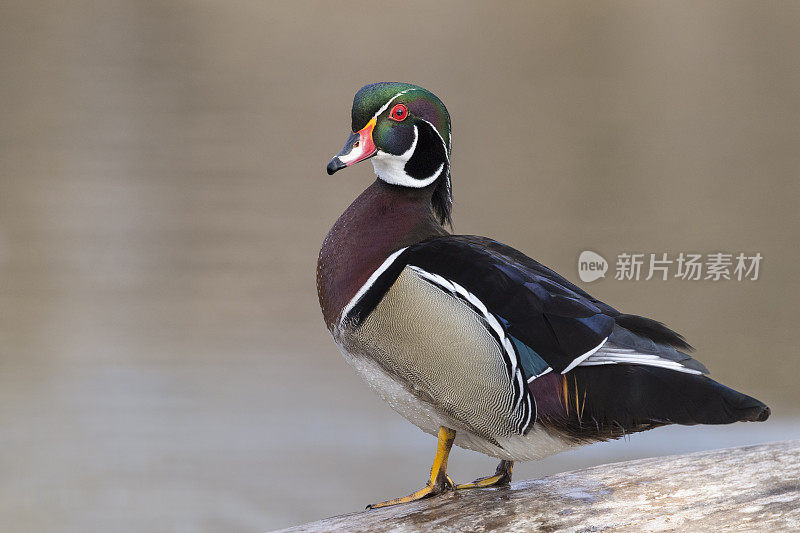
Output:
[
  {"xmin": 347, "ymin": 234, "xmax": 704, "ymax": 376},
  {"xmin": 399, "ymin": 236, "xmax": 615, "ymax": 374}
]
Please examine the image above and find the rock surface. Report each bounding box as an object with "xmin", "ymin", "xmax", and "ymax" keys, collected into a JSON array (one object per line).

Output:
[{"xmin": 277, "ymin": 440, "xmax": 800, "ymax": 532}]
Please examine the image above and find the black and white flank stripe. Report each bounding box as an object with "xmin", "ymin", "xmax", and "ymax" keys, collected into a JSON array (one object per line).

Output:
[{"xmin": 407, "ymin": 265, "xmax": 535, "ymax": 435}]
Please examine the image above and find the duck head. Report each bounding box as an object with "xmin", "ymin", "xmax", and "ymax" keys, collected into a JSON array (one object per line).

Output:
[{"xmin": 327, "ymin": 82, "xmax": 453, "ymax": 225}]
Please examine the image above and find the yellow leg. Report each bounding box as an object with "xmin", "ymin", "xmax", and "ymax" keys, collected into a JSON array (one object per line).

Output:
[
  {"xmin": 367, "ymin": 426, "xmax": 456, "ymax": 509},
  {"xmin": 456, "ymin": 460, "xmax": 513, "ymax": 490}
]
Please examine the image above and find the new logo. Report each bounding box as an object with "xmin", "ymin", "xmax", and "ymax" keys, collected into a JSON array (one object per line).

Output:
[{"xmin": 578, "ymin": 251, "xmax": 608, "ymax": 282}]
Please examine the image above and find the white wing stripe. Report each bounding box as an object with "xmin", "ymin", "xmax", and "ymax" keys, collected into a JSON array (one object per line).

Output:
[
  {"xmin": 579, "ymin": 359, "xmax": 702, "ymax": 374},
  {"xmin": 527, "ymin": 366, "xmax": 552, "ymax": 383},
  {"xmin": 561, "ymin": 337, "xmax": 609, "ymax": 374},
  {"xmin": 579, "ymin": 347, "xmax": 703, "ymax": 375}
]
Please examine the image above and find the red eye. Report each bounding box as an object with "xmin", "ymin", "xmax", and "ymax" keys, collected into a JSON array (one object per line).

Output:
[{"xmin": 389, "ymin": 103, "xmax": 408, "ymax": 121}]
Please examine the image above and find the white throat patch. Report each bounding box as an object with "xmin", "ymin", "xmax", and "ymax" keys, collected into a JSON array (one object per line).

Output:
[{"xmin": 372, "ymin": 125, "xmax": 445, "ymax": 188}]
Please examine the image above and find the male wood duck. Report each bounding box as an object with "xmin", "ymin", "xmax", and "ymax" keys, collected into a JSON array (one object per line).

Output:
[{"xmin": 317, "ymin": 82, "xmax": 770, "ymax": 509}]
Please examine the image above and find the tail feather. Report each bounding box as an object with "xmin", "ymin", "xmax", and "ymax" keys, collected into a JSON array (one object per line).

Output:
[
  {"xmin": 673, "ymin": 374, "xmax": 770, "ymax": 424},
  {"xmin": 531, "ymin": 365, "xmax": 770, "ymax": 442},
  {"xmin": 614, "ymin": 314, "xmax": 693, "ymax": 351}
]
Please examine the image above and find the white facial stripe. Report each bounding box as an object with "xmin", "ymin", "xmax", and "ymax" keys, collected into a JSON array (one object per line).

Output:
[{"xmin": 370, "ymin": 88, "xmax": 420, "ymax": 122}]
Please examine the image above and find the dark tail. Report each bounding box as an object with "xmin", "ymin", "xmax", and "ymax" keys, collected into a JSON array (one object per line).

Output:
[
  {"xmin": 677, "ymin": 373, "xmax": 771, "ymax": 424},
  {"xmin": 532, "ymin": 365, "xmax": 770, "ymax": 441}
]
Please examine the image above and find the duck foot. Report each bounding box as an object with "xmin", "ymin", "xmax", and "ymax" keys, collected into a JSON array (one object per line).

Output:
[
  {"xmin": 456, "ymin": 459, "xmax": 513, "ymax": 490},
  {"xmin": 367, "ymin": 426, "xmax": 456, "ymax": 509},
  {"xmin": 366, "ymin": 473, "xmax": 454, "ymax": 509}
]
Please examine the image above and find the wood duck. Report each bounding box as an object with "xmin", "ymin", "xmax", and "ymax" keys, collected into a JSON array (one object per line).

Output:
[{"xmin": 317, "ymin": 82, "xmax": 770, "ymax": 509}]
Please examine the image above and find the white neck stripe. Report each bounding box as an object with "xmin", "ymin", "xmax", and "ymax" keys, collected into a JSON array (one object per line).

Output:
[
  {"xmin": 415, "ymin": 118, "xmax": 451, "ymax": 201},
  {"xmin": 417, "ymin": 117, "xmax": 450, "ymax": 165},
  {"xmin": 395, "ymin": 162, "xmax": 445, "ymax": 188},
  {"xmin": 372, "ymin": 158, "xmax": 444, "ymax": 188}
]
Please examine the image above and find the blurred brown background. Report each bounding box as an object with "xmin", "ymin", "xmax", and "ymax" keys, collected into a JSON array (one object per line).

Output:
[{"xmin": 1, "ymin": 1, "xmax": 798, "ymax": 531}]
